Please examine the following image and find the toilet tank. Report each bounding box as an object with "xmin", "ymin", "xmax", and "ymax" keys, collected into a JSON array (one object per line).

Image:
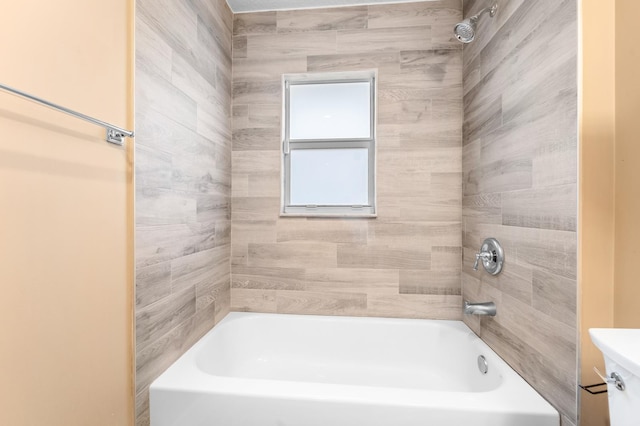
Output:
[{"xmin": 590, "ymin": 329, "xmax": 640, "ymax": 426}]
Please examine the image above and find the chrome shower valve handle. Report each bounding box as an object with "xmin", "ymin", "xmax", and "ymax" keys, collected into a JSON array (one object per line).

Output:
[
  {"xmin": 473, "ymin": 251, "xmax": 493, "ymax": 271},
  {"xmin": 472, "ymin": 238, "xmax": 504, "ymax": 275}
]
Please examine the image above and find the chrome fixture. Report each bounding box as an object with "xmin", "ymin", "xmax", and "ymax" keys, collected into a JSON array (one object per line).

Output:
[
  {"xmin": 477, "ymin": 355, "xmax": 489, "ymax": 374},
  {"xmin": 594, "ymin": 366, "xmax": 626, "ymax": 392},
  {"xmin": 464, "ymin": 301, "xmax": 497, "ymax": 316},
  {"xmin": 473, "ymin": 237, "xmax": 504, "ymax": 275},
  {"xmin": 0, "ymin": 82, "xmax": 134, "ymax": 146},
  {"xmin": 454, "ymin": 3, "xmax": 498, "ymax": 43}
]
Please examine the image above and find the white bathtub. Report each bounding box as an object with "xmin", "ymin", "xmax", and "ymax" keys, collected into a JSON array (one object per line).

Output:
[{"xmin": 150, "ymin": 312, "xmax": 558, "ymax": 426}]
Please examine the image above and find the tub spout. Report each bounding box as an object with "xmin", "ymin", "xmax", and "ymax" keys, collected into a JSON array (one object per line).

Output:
[{"xmin": 464, "ymin": 301, "xmax": 496, "ymax": 316}]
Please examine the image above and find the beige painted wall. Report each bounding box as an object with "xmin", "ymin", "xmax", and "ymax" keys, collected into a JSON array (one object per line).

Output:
[
  {"xmin": 580, "ymin": 0, "xmax": 640, "ymax": 422},
  {"xmin": 579, "ymin": 0, "xmax": 616, "ymax": 423},
  {"xmin": 0, "ymin": 0, "xmax": 134, "ymax": 424},
  {"xmin": 614, "ymin": 0, "xmax": 640, "ymax": 330}
]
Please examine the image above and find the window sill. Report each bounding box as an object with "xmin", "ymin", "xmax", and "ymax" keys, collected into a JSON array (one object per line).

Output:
[{"xmin": 280, "ymin": 212, "xmax": 377, "ymax": 219}]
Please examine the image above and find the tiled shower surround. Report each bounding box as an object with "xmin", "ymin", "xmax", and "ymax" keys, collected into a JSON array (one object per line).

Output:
[
  {"xmin": 134, "ymin": 0, "xmax": 233, "ymax": 423},
  {"xmin": 461, "ymin": 0, "xmax": 578, "ymax": 424},
  {"xmin": 230, "ymin": 1, "xmax": 464, "ymax": 317},
  {"xmin": 134, "ymin": 0, "xmax": 579, "ymax": 424}
]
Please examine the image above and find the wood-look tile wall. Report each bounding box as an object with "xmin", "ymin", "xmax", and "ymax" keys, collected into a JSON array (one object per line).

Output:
[
  {"xmin": 231, "ymin": 0, "xmax": 464, "ymax": 319},
  {"xmin": 461, "ymin": 0, "xmax": 578, "ymax": 424},
  {"xmin": 134, "ymin": 0, "xmax": 233, "ymax": 424}
]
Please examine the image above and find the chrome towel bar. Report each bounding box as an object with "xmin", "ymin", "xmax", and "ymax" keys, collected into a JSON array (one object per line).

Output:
[{"xmin": 0, "ymin": 82, "xmax": 134, "ymax": 146}]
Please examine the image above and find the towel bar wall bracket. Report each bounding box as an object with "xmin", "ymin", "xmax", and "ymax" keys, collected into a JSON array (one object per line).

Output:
[
  {"xmin": 106, "ymin": 128, "xmax": 131, "ymax": 146},
  {"xmin": 0, "ymin": 82, "xmax": 134, "ymax": 146}
]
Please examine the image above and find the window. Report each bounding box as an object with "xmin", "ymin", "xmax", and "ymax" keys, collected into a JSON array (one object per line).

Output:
[{"xmin": 282, "ymin": 71, "xmax": 376, "ymax": 216}]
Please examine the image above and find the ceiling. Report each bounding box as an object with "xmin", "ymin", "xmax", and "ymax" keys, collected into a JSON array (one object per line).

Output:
[{"xmin": 227, "ymin": 0, "xmax": 434, "ymax": 13}]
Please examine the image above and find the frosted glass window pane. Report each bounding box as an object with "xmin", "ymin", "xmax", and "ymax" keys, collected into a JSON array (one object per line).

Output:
[
  {"xmin": 289, "ymin": 82, "xmax": 371, "ymax": 140},
  {"xmin": 290, "ymin": 149, "xmax": 368, "ymax": 205}
]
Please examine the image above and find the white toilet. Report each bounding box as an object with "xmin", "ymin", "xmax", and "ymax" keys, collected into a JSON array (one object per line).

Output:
[{"xmin": 589, "ymin": 329, "xmax": 640, "ymax": 426}]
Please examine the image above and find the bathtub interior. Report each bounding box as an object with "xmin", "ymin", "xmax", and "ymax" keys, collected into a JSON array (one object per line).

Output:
[
  {"xmin": 152, "ymin": 313, "xmax": 560, "ymax": 426},
  {"xmin": 195, "ymin": 313, "xmax": 503, "ymax": 392}
]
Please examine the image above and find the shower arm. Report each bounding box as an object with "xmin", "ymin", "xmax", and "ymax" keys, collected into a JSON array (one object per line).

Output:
[{"xmin": 472, "ymin": 4, "xmax": 498, "ymax": 21}]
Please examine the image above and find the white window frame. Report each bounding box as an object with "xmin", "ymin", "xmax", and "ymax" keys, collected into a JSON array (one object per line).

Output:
[{"xmin": 281, "ymin": 70, "xmax": 377, "ymax": 217}]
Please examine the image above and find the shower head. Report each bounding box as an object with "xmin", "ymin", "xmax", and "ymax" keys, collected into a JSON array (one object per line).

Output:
[
  {"xmin": 454, "ymin": 19, "xmax": 478, "ymax": 43},
  {"xmin": 454, "ymin": 3, "xmax": 497, "ymax": 44}
]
